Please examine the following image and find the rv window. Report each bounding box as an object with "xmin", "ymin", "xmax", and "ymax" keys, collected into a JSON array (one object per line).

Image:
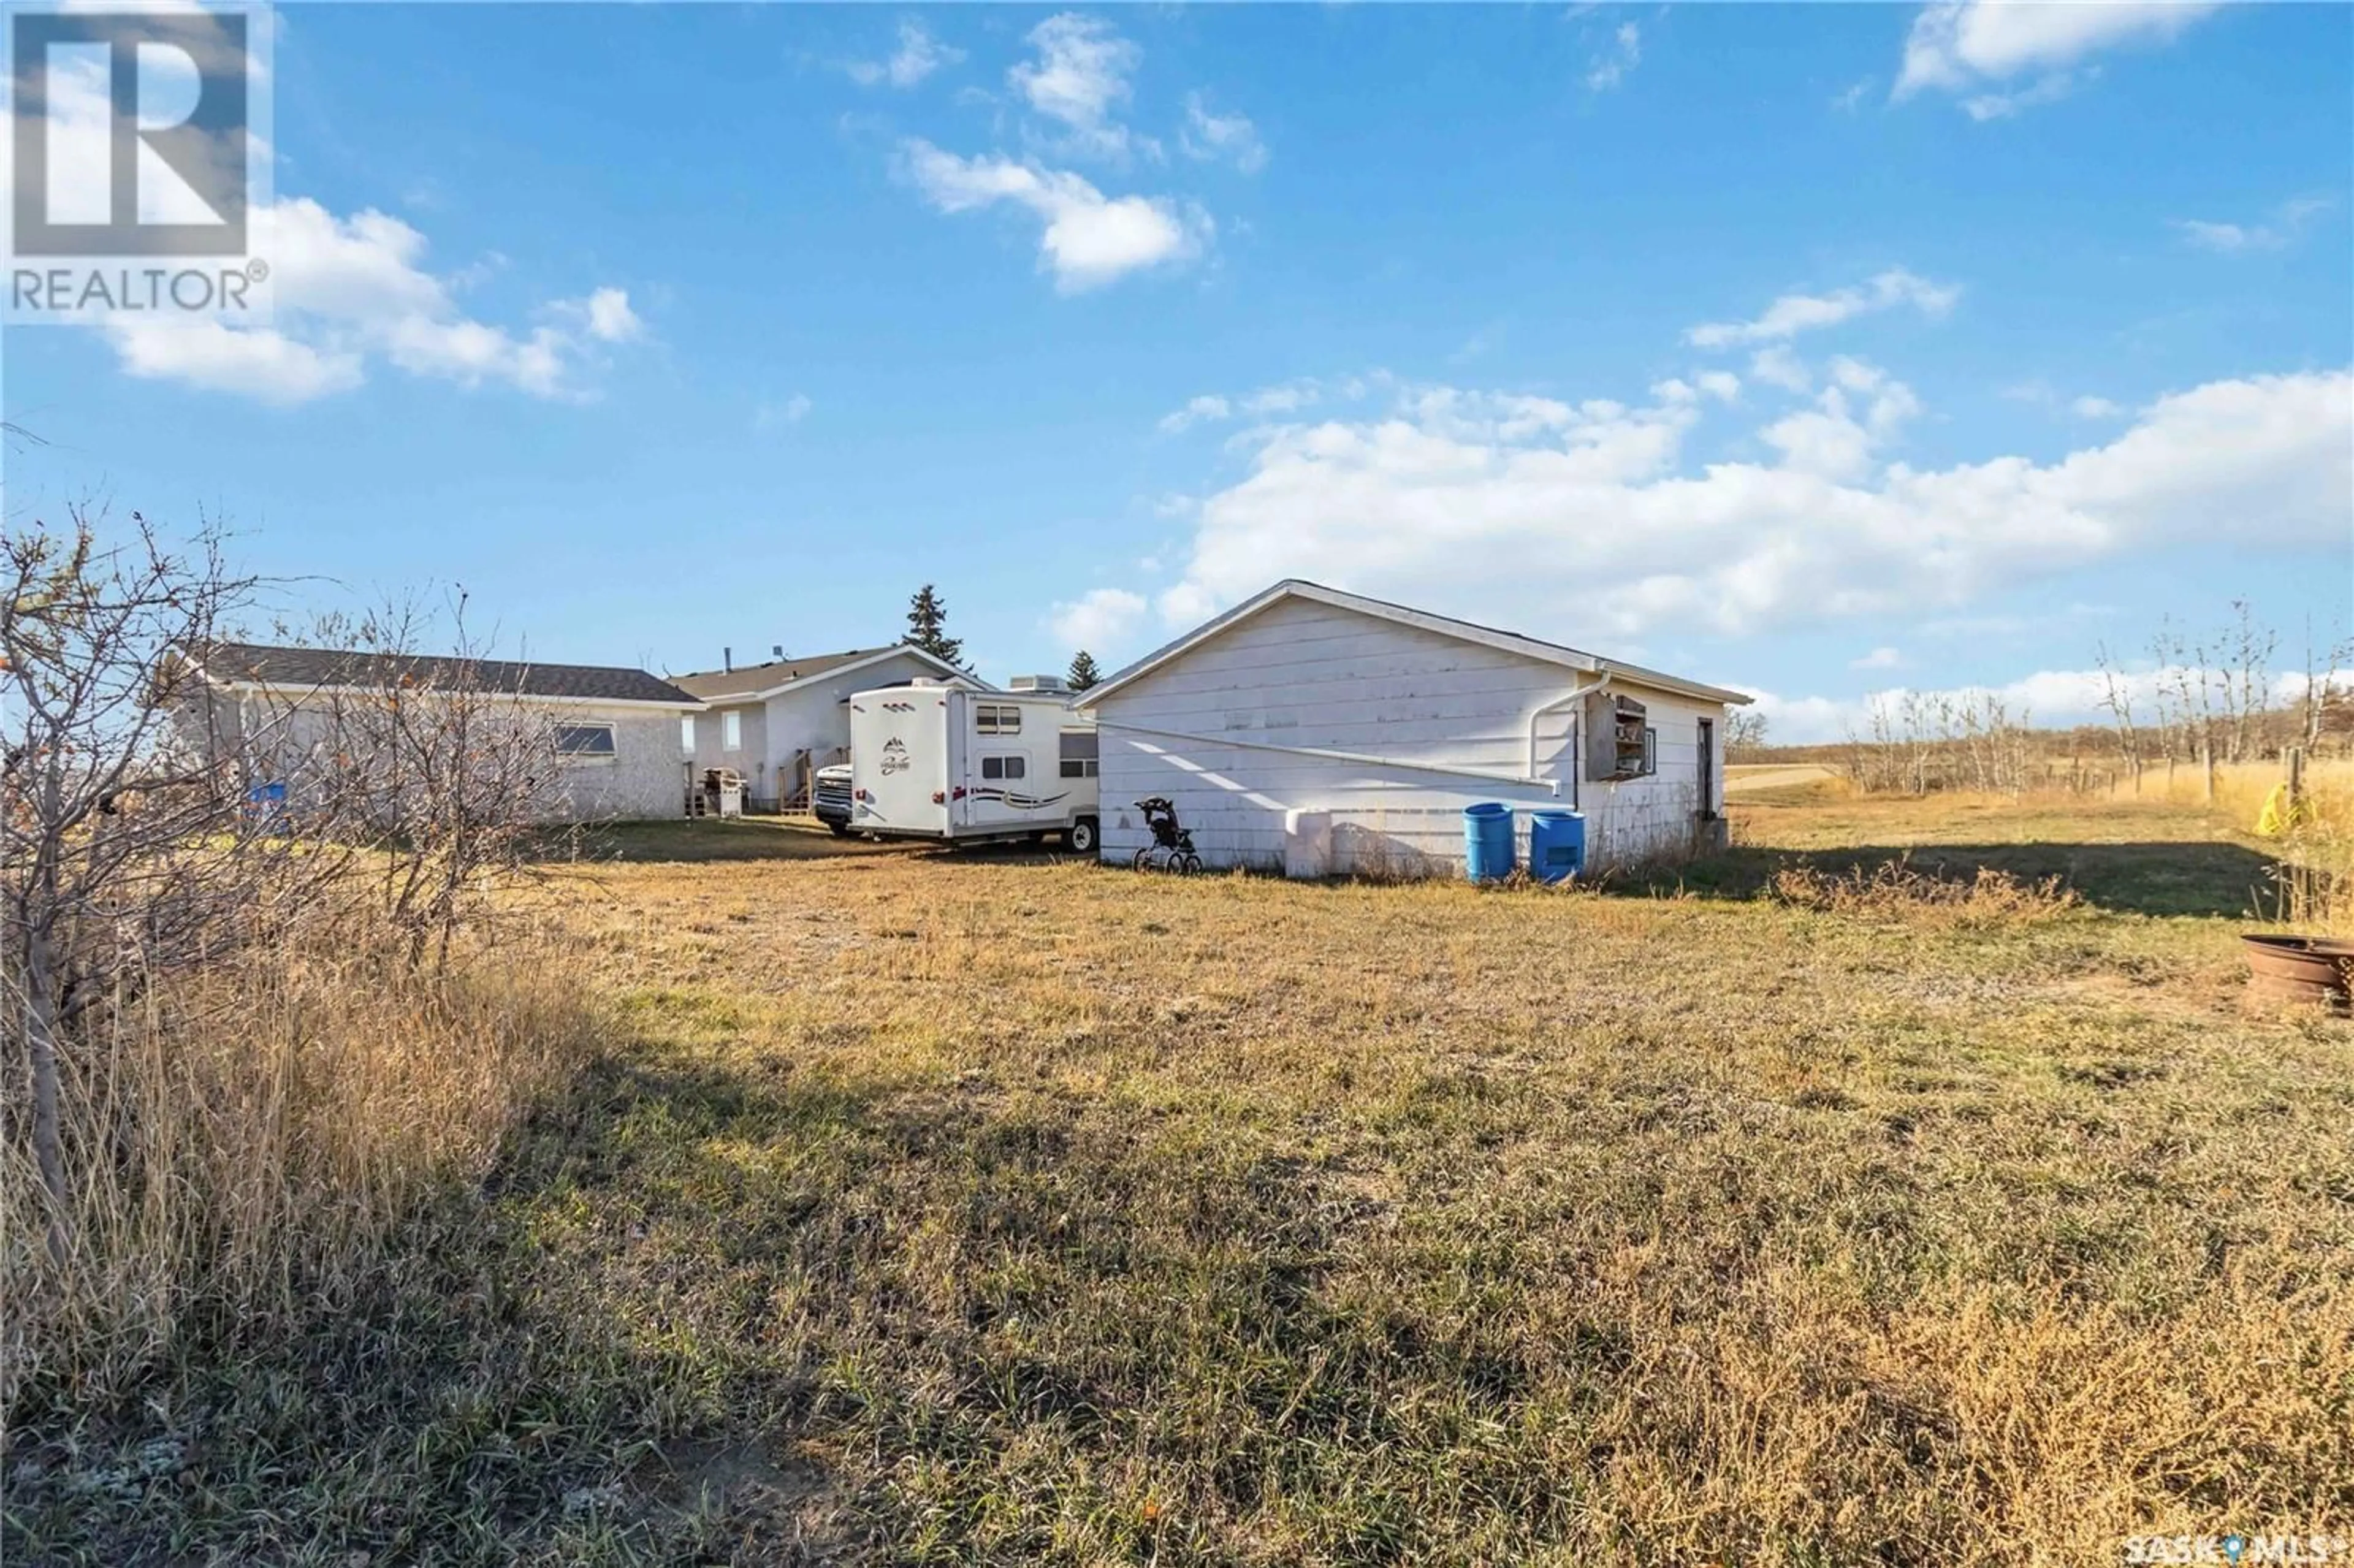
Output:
[
  {"xmin": 722, "ymin": 711, "xmax": 742, "ymax": 751},
  {"xmin": 1059, "ymin": 730, "xmax": 1099, "ymax": 778},
  {"xmin": 981, "ymin": 754, "xmax": 1027, "ymax": 781},
  {"xmin": 977, "ymin": 704, "xmax": 1023, "ymax": 736},
  {"xmin": 554, "ymin": 723, "xmax": 617, "ymax": 757}
]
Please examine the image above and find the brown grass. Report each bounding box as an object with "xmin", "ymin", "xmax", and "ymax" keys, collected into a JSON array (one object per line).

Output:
[
  {"xmin": 1, "ymin": 916, "xmax": 601, "ymax": 1409},
  {"xmin": 10, "ymin": 805, "xmax": 2352, "ymax": 1564}
]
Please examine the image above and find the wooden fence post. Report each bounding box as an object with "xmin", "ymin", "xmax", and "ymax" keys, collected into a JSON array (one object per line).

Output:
[
  {"xmin": 2201, "ymin": 741, "xmax": 2216, "ymax": 805},
  {"xmin": 2287, "ymin": 745, "xmax": 2306, "ymax": 805}
]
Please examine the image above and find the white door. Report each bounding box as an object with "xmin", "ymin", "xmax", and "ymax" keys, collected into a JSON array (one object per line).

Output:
[{"xmin": 967, "ymin": 744, "xmax": 1040, "ymax": 828}]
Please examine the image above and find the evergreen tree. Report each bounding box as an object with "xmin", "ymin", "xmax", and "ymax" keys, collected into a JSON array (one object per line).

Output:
[
  {"xmin": 905, "ymin": 584, "xmax": 964, "ymax": 669},
  {"xmin": 1067, "ymin": 649, "xmax": 1102, "ymax": 691}
]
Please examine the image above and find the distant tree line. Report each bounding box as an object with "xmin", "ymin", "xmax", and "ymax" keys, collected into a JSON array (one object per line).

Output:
[{"xmin": 1743, "ymin": 601, "xmax": 2352, "ymax": 797}]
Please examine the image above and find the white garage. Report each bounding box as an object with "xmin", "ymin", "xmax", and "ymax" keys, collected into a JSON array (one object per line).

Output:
[{"xmin": 1068, "ymin": 580, "xmax": 1752, "ymax": 878}]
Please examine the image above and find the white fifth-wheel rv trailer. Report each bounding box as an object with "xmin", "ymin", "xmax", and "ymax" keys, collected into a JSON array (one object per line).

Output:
[{"xmin": 846, "ymin": 680, "xmax": 1100, "ymax": 851}]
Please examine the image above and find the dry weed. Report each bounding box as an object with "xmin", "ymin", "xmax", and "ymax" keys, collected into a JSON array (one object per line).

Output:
[{"xmin": 1770, "ymin": 853, "xmax": 2084, "ymax": 927}]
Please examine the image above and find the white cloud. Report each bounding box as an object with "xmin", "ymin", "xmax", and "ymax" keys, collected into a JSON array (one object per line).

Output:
[
  {"xmin": 1105, "ymin": 364, "xmax": 2350, "ymax": 648},
  {"xmin": 1585, "ymin": 21, "xmax": 1642, "ymax": 91},
  {"xmin": 95, "ymin": 198, "xmax": 641, "ymax": 403},
  {"xmin": 1749, "ymin": 346, "xmax": 1811, "ymax": 393},
  {"xmin": 1832, "ymin": 77, "xmax": 1874, "ymax": 113},
  {"xmin": 754, "ymin": 394, "xmax": 813, "ymax": 430},
  {"xmin": 108, "ymin": 319, "xmax": 362, "ymax": 405},
  {"xmin": 1157, "ymin": 375, "xmax": 1388, "ymax": 433},
  {"xmin": 1159, "ymin": 394, "xmax": 1232, "ymax": 434},
  {"xmin": 1960, "ymin": 68, "xmax": 2085, "ymax": 120},
  {"xmin": 1009, "ymin": 13, "xmax": 1140, "ymax": 162},
  {"xmin": 1896, "ymin": 1, "xmax": 2217, "ymax": 112},
  {"xmin": 2009, "ymin": 380, "xmax": 2129, "ymax": 421},
  {"xmin": 1241, "ymin": 379, "xmax": 1322, "ymax": 416},
  {"xmin": 1180, "ymin": 91, "xmax": 1267, "ymax": 174},
  {"xmin": 898, "ymin": 139, "xmax": 1209, "ymax": 292},
  {"xmin": 2174, "ymin": 197, "xmax": 2333, "ymax": 254},
  {"xmin": 1850, "ymin": 645, "xmax": 1905, "ymax": 671},
  {"xmin": 1696, "ymin": 370, "xmax": 1743, "ymax": 402},
  {"xmin": 9, "ymin": 42, "xmax": 634, "ymax": 406},
  {"xmin": 1688, "ymin": 268, "xmax": 1959, "ymax": 349},
  {"xmin": 1048, "ymin": 587, "xmax": 1149, "ymax": 651},
  {"xmin": 847, "ymin": 20, "xmax": 964, "ymax": 89},
  {"xmin": 569, "ymin": 286, "xmax": 644, "ymax": 344}
]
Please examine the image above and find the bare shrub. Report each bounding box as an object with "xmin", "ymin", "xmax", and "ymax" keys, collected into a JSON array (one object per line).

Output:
[
  {"xmin": 213, "ymin": 593, "xmax": 590, "ymax": 967},
  {"xmin": 3, "ymin": 512, "xmax": 601, "ymax": 1358},
  {"xmin": 1770, "ymin": 855, "xmax": 2082, "ymax": 927}
]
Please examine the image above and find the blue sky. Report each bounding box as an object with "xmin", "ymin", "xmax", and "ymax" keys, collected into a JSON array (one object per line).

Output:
[{"xmin": 6, "ymin": 1, "xmax": 2350, "ymax": 739}]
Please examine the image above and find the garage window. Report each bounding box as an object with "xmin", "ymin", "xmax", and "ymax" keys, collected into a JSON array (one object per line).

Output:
[{"xmin": 555, "ymin": 723, "xmax": 616, "ymax": 758}]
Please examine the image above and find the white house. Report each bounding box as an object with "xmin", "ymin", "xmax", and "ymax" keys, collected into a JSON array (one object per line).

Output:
[
  {"xmin": 1068, "ymin": 580, "xmax": 1752, "ymax": 878},
  {"xmin": 181, "ymin": 642, "xmax": 705, "ymax": 821},
  {"xmin": 669, "ymin": 644, "xmax": 976, "ymax": 810}
]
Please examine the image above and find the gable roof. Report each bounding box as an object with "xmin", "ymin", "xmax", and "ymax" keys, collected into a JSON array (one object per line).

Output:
[
  {"xmin": 1070, "ymin": 580, "xmax": 1752, "ymax": 710},
  {"xmin": 669, "ymin": 643, "xmax": 969, "ymax": 702},
  {"xmin": 190, "ymin": 641, "xmax": 701, "ymax": 707}
]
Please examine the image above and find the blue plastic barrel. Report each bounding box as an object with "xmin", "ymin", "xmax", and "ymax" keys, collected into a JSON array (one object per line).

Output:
[
  {"xmin": 1528, "ymin": 809, "xmax": 1586, "ymax": 883},
  {"xmin": 1462, "ymin": 802, "xmax": 1514, "ymax": 883}
]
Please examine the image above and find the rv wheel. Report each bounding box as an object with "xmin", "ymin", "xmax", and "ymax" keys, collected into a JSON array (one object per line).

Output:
[{"xmin": 1068, "ymin": 816, "xmax": 1099, "ymax": 855}]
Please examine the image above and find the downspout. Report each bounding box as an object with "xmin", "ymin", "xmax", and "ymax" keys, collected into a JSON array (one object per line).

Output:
[{"xmin": 1528, "ymin": 672, "xmax": 1610, "ymax": 805}]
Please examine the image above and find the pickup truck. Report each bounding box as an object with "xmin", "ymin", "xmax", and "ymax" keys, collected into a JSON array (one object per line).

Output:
[{"xmin": 812, "ymin": 763, "xmax": 856, "ymax": 835}]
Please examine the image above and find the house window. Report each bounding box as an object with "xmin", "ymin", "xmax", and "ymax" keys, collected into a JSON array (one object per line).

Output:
[
  {"xmin": 722, "ymin": 710, "xmax": 742, "ymax": 751},
  {"xmin": 680, "ymin": 715, "xmax": 695, "ymax": 755},
  {"xmin": 976, "ymin": 704, "xmax": 1022, "ymax": 736},
  {"xmin": 981, "ymin": 754, "xmax": 1026, "ymax": 780},
  {"xmin": 1059, "ymin": 730, "xmax": 1099, "ymax": 779},
  {"xmin": 555, "ymin": 723, "xmax": 616, "ymax": 758}
]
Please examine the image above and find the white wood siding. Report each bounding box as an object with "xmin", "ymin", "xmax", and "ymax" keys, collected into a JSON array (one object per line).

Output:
[{"xmin": 1092, "ymin": 596, "xmax": 1726, "ymax": 875}]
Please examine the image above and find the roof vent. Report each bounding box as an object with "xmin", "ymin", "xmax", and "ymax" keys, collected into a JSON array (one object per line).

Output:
[{"xmin": 1007, "ymin": 674, "xmax": 1068, "ymax": 693}]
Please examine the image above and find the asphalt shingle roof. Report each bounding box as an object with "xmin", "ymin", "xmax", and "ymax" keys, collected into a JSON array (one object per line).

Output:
[
  {"xmin": 668, "ymin": 646, "xmax": 907, "ymax": 701},
  {"xmin": 195, "ymin": 642, "xmax": 700, "ymax": 706}
]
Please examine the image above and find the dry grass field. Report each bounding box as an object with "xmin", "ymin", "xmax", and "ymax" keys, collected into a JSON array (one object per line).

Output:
[{"xmin": 10, "ymin": 788, "xmax": 2352, "ymax": 1566}]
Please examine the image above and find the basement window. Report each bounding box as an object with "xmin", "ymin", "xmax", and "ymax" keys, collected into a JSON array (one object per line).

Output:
[{"xmin": 555, "ymin": 723, "xmax": 617, "ymax": 758}]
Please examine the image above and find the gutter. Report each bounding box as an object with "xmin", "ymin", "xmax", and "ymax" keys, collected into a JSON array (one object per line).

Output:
[
  {"xmin": 1527, "ymin": 672, "xmax": 1609, "ymax": 808},
  {"xmin": 213, "ymin": 679, "xmax": 706, "ymax": 712}
]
